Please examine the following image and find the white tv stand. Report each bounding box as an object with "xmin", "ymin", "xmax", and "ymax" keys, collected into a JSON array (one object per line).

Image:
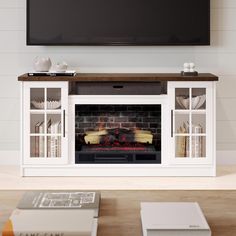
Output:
[{"xmin": 18, "ymin": 73, "xmax": 218, "ymax": 177}]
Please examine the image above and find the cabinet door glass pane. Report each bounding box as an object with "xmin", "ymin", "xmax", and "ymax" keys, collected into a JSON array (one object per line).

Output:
[
  {"xmin": 175, "ymin": 136, "xmax": 190, "ymax": 158},
  {"xmin": 192, "ymin": 136, "xmax": 206, "ymax": 158},
  {"xmin": 30, "ymin": 114, "xmax": 45, "ymax": 134},
  {"xmin": 46, "ymin": 114, "xmax": 62, "ymax": 134},
  {"xmin": 192, "ymin": 114, "xmax": 206, "ymax": 134},
  {"xmin": 192, "ymin": 88, "xmax": 206, "ymax": 110},
  {"xmin": 30, "ymin": 136, "xmax": 45, "ymax": 157},
  {"xmin": 47, "ymin": 88, "xmax": 61, "ymax": 110},
  {"xmin": 47, "ymin": 136, "xmax": 61, "ymax": 158},
  {"xmin": 30, "ymin": 88, "xmax": 45, "ymax": 110},
  {"xmin": 175, "ymin": 88, "xmax": 190, "ymax": 110},
  {"xmin": 175, "ymin": 114, "xmax": 190, "ymax": 134}
]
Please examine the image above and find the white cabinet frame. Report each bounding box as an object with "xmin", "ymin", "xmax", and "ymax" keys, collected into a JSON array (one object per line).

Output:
[
  {"xmin": 19, "ymin": 80, "xmax": 216, "ymax": 176},
  {"xmin": 22, "ymin": 82, "xmax": 68, "ymax": 165},
  {"xmin": 168, "ymin": 81, "xmax": 216, "ymax": 166}
]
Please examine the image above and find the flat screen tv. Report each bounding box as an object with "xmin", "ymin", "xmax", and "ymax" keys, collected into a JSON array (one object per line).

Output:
[{"xmin": 27, "ymin": 0, "xmax": 210, "ymax": 46}]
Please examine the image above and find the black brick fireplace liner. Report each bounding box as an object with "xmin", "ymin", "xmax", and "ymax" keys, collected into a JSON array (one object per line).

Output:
[{"xmin": 75, "ymin": 104, "xmax": 161, "ymax": 164}]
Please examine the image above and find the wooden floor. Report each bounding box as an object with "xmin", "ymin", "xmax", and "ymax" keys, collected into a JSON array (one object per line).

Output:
[{"xmin": 0, "ymin": 190, "xmax": 236, "ymax": 236}]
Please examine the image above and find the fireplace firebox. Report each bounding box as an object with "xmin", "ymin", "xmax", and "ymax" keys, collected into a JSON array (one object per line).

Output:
[{"xmin": 75, "ymin": 105, "xmax": 161, "ymax": 164}]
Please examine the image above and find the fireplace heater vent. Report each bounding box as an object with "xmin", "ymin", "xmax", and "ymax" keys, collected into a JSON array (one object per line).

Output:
[{"xmin": 75, "ymin": 152, "xmax": 161, "ymax": 164}]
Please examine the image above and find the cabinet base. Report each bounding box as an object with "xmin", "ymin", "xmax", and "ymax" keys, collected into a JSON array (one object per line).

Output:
[{"xmin": 21, "ymin": 165, "xmax": 216, "ymax": 177}]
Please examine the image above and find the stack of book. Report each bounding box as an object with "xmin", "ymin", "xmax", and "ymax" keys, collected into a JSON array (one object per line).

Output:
[
  {"xmin": 28, "ymin": 70, "xmax": 76, "ymax": 76},
  {"xmin": 2, "ymin": 191, "xmax": 100, "ymax": 236},
  {"xmin": 35, "ymin": 119, "xmax": 61, "ymax": 157},
  {"xmin": 176, "ymin": 122, "xmax": 203, "ymax": 158},
  {"xmin": 141, "ymin": 202, "xmax": 211, "ymax": 236}
]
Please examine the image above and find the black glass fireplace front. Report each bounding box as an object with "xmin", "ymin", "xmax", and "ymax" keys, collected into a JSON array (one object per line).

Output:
[{"xmin": 75, "ymin": 105, "xmax": 161, "ymax": 164}]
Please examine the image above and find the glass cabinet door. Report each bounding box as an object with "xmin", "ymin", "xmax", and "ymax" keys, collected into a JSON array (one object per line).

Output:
[
  {"xmin": 172, "ymin": 85, "xmax": 209, "ymax": 162},
  {"xmin": 24, "ymin": 82, "xmax": 68, "ymax": 165}
]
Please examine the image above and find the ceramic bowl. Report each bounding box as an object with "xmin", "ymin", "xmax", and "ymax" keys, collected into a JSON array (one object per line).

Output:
[
  {"xmin": 31, "ymin": 100, "xmax": 44, "ymax": 109},
  {"xmin": 55, "ymin": 62, "xmax": 68, "ymax": 72},
  {"xmin": 31, "ymin": 100, "xmax": 61, "ymax": 109},
  {"xmin": 47, "ymin": 100, "xmax": 61, "ymax": 109},
  {"xmin": 191, "ymin": 96, "xmax": 200, "ymax": 109},
  {"xmin": 195, "ymin": 95, "xmax": 206, "ymax": 109},
  {"xmin": 176, "ymin": 96, "xmax": 189, "ymax": 109}
]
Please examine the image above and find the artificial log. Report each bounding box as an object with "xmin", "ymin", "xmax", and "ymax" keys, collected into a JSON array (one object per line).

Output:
[
  {"xmin": 84, "ymin": 130, "xmax": 108, "ymax": 144},
  {"xmin": 84, "ymin": 128, "xmax": 153, "ymax": 145},
  {"xmin": 134, "ymin": 130, "xmax": 153, "ymax": 144}
]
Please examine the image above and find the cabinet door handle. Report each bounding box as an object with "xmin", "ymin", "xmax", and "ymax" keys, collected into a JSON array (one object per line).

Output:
[
  {"xmin": 63, "ymin": 110, "xmax": 65, "ymax": 137},
  {"xmin": 171, "ymin": 110, "xmax": 173, "ymax": 138}
]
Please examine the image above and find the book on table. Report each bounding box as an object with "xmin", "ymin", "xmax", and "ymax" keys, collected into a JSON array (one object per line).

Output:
[
  {"xmin": 2, "ymin": 209, "xmax": 97, "ymax": 236},
  {"xmin": 2, "ymin": 191, "xmax": 100, "ymax": 236},
  {"xmin": 17, "ymin": 190, "xmax": 100, "ymax": 217},
  {"xmin": 141, "ymin": 202, "xmax": 211, "ymax": 236}
]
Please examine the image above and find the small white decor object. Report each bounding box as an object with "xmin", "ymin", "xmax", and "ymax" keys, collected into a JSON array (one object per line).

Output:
[
  {"xmin": 181, "ymin": 62, "xmax": 198, "ymax": 76},
  {"xmin": 55, "ymin": 61, "xmax": 68, "ymax": 72},
  {"xmin": 189, "ymin": 62, "xmax": 195, "ymax": 72},
  {"xmin": 34, "ymin": 57, "xmax": 52, "ymax": 72},
  {"xmin": 183, "ymin": 62, "xmax": 190, "ymax": 72}
]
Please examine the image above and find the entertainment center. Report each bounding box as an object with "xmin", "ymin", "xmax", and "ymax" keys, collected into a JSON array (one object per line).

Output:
[{"xmin": 18, "ymin": 73, "xmax": 218, "ymax": 177}]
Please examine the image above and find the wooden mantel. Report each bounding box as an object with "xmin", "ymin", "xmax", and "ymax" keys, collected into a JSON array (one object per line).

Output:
[{"xmin": 18, "ymin": 73, "xmax": 218, "ymax": 82}]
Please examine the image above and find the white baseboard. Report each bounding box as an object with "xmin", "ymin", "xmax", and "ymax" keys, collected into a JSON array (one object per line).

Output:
[{"xmin": 0, "ymin": 150, "xmax": 235, "ymax": 165}]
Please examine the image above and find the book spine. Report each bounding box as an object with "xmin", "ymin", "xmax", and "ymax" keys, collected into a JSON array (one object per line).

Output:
[
  {"xmin": 35, "ymin": 124, "xmax": 39, "ymax": 157},
  {"xmin": 50, "ymin": 123, "xmax": 56, "ymax": 157},
  {"xmin": 39, "ymin": 122, "xmax": 44, "ymax": 157},
  {"xmin": 176, "ymin": 125, "xmax": 187, "ymax": 158},
  {"xmin": 47, "ymin": 119, "xmax": 51, "ymax": 157},
  {"xmin": 28, "ymin": 73, "xmax": 76, "ymax": 76},
  {"xmin": 185, "ymin": 136, "xmax": 190, "ymax": 157},
  {"xmin": 51, "ymin": 137, "xmax": 55, "ymax": 158},
  {"xmin": 192, "ymin": 125, "xmax": 203, "ymax": 158},
  {"xmin": 5, "ymin": 230, "xmax": 82, "ymax": 236},
  {"xmin": 58, "ymin": 122, "xmax": 61, "ymax": 157},
  {"xmin": 1, "ymin": 220, "xmax": 79, "ymax": 236}
]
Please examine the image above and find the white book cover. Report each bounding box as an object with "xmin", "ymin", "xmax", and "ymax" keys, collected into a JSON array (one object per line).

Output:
[
  {"xmin": 17, "ymin": 191, "xmax": 101, "ymax": 218},
  {"xmin": 141, "ymin": 202, "xmax": 211, "ymax": 236},
  {"xmin": 50, "ymin": 121, "xmax": 59, "ymax": 157},
  {"xmin": 192, "ymin": 124, "xmax": 203, "ymax": 158},
  {"xmin": 2, "ymin": 209, "xmax": 97, "ymax": 236}
]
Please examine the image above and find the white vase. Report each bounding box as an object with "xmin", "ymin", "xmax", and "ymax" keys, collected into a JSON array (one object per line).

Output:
[
  {"xmin": 34, "ymin": 57, "xmax": 52, "ymax": 72},
  {"xmin": 55, "ymin": 61, "xmax": 68, "ymax": 72}
]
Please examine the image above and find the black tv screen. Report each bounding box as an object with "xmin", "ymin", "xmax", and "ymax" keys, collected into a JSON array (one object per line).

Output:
[{"xmin": 27, "ymin": 0, "xmax": 210, "ymax": 46}]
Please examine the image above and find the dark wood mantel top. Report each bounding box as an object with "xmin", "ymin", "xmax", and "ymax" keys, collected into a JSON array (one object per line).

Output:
[{"xmin": 18, "ymin": 73, "xmax": 218, "ymax": 82}]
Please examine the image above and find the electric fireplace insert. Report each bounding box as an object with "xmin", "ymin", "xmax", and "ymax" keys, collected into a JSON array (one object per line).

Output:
[{"xmin": 75, "ymin": 105, "xmax": 161, "ymax": 164}]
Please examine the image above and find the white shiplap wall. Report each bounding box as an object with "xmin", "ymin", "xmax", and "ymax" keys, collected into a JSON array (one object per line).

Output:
[{"xmin": 0, "ymin": 0, "xmax": 236, "ymax": 164}]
